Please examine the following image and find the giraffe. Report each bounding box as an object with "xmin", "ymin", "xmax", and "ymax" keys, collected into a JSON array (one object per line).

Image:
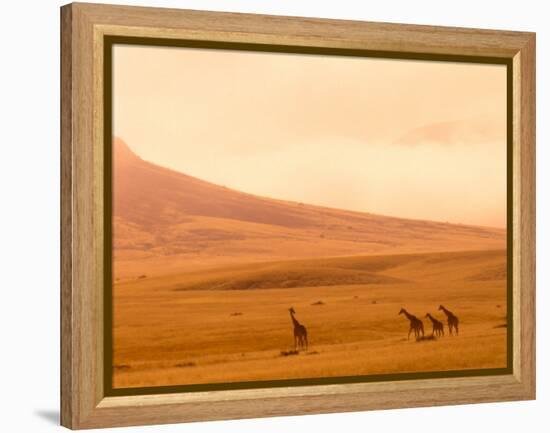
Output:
[
  {"xmin": 398, "ymin": 308, "xmax": 424, "ymax": 340},
  {"xmin": 425, "ymin": 313, "xmax": 444, "ymax": 337},
  {"xmin": 289, "ymin": 307, "xmax": 308, "ymax": 350},
  {"xmin": 439, "ymin": 305, "xmax": 459, "ymax": 335}
]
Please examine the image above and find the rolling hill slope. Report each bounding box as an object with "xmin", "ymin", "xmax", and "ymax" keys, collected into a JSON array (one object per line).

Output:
[{"xmin": 112, "ymin": 137, "xmax": 506, "ymax": 278}]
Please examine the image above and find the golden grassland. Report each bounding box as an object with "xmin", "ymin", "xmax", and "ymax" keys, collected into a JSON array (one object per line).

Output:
[{"xmin": 113, "ymin": 249, "xmax": 507, "ymax": 388}]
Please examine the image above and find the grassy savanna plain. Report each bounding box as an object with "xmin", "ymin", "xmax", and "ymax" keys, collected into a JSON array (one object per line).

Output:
[
  {"xmin": 112, "ymin": 138, "xmax": 507, "ymax": 388},
  {"xmin": 113, "ymin": 250, "xmax": 507, "ymax": 388}
]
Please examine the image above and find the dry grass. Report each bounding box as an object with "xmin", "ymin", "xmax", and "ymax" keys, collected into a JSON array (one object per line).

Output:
[{"xmin": 113, "ymin": 249, "xmax": 507, "ymax": 388}]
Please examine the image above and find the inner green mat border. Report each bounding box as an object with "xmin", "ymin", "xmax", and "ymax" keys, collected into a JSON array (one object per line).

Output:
[{"xmin": 103, "ymin": 35, "xmax": 514, "ymax": 397}]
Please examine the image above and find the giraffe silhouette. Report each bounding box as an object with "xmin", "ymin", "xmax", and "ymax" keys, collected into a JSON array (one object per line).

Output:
[
  {"xmin": 439, "ymin": 305, "xmax": 459, "ymax": 335},
  {"xmin": 289, "ymin": 307, "xmax": 308, "ymax": 350},
  {"xmin": 398, "ymin": 308, "xmax": 424, "ymax": 340},
  {"xmin": 425, "ymin": 313, "xmax": 444, "ymax": 337}
]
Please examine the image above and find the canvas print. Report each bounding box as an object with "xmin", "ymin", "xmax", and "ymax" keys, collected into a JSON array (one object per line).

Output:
[{"xmin": 111, "ymin": 45, "xmax": 508, "ymax": 390}]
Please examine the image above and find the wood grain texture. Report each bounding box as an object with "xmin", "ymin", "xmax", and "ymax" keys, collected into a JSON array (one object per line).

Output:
[
  {"xmin": 512, "ymin": 35, "xmax": 536, "ymax": 395},
  {"xmin": 60, "ymin": 2, "xmax": 536, "ymax": 429},
  {"xmin": 60, "ymin": 4, "xmax": 74, "ymax": 429},
  {"xmin": 77, "ymin": 2, "xmax": 532, "ymax": 57}
]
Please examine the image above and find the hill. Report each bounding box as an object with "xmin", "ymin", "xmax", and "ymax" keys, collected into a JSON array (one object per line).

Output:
[{"xmin": 112, "ymin": 137, "xmax": 506, "ymax": 278}]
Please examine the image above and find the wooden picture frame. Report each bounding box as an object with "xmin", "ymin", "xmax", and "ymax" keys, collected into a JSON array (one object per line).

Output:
[{"xmin": 60, "ymin": 2, "xmax": 535, "ymax": 429}]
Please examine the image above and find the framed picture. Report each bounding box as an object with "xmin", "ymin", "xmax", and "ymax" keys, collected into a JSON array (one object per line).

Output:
[{"xmin": 60, "ymin": 3, "xmax": 535, "ymax": 429}]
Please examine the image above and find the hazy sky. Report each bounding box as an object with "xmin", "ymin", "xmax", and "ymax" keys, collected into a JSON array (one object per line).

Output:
[{"xmin": 113, "ymin": 45, "xmax": 507, "ymax": 228}]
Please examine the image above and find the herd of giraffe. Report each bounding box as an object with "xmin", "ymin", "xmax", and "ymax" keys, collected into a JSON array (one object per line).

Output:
[
  {"xmin": 288, "ymin": 305, "xmax": 459, "ymax": 351},
  {"xmin": 399, "ymin": 305, "xmax": 459, "ymax": 340}
]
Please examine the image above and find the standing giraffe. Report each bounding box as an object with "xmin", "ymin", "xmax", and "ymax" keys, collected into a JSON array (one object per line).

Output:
[
  {"xmin": 439, "ymin": 305, "xmax": 459, "ymax": 335},
  {"xmin": 425, "ymin": 313, "xmax": 444, "ymax": 337},
  {"xmin": 289, "ymin": 307, "xmax": 308, "ymax": 350},
  {"xmin": 398, "ymin": 308, "xmax": 424, "ymax": 340}
]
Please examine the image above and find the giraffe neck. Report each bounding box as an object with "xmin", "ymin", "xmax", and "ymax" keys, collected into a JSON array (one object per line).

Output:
[
  {"xmin": 427, "ymin": 314, "xmax": 435, "ymax": 323},
  {"xmin": 403, "ymin": 310, "xmax": 415, "ymax": 321},
  {"xmin": 441, "ymin": 307, "xmax": 451, "ymax": 317},
  {"xmin": 290, "ymin": 312, "xmax": 301, "ymax": 328}
]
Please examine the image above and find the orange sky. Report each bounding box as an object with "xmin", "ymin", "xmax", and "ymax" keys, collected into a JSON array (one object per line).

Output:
[{"xmin": 113, "ymin": 45, "xmax": 507, "ymax": 228}]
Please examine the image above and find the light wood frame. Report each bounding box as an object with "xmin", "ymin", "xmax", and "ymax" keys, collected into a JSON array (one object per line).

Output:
[{"xmin": 61, "ymin": 2, "xmax": 536, "ymax": 429}]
